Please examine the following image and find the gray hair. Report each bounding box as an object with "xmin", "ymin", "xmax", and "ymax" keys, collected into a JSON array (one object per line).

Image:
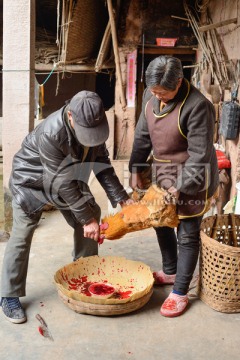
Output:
[{"xmin": 145, "ymin": 56, "xmax": 183, "ymax": 90}]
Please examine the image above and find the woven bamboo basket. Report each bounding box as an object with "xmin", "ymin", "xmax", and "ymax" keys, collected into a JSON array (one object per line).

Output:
[
  {"xmin": 58, "ymin": 288, "xmax": 153, "ymax": 316},
  {"xmin": 64, "ymin": 0, "xmax": 107, "ymax": 62},
  {"xmin": 199, "ymin": 214, "xmax": 240, "ymax": 313}
]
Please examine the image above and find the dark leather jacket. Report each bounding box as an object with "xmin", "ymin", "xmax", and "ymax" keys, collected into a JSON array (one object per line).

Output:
[{"xmin": 10, "ymin": 106, "xmax": 129, "ymax": 224}]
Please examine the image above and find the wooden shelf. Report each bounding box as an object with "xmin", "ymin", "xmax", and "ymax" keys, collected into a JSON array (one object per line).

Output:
[{"xmin": 138, "ymin": 45, "xmax": 196, "ymax": 55}]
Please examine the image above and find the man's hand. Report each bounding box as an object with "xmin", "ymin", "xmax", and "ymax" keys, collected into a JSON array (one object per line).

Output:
[
  {"xmin": 83, "ymin": 219, "xmax": 99, "ymax": 242},
  {"xmin": 98, "ymin": 223, "xmax": 109, "ymax": 245},
  {"xmin": 129, "ymin": 173, "xmax": 145, "ymax": 189}
]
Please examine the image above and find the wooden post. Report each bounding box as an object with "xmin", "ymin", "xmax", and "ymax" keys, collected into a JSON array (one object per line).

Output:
[{"xmin": 107, "ymin": 0, "xmax": 126, "ymax": 108}]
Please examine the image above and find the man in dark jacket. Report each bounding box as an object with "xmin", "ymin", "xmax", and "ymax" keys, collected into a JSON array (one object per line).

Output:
[
  {"xmin": 1, "ymin": 90, "xmax": 130, "ymax": 323},
  {"xmin": 129, "ymin": 56, "xmax": 219, "ymax": 317}
]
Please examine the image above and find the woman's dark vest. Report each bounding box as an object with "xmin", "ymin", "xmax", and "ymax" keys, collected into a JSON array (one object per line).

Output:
[{"xmin": 145, "ymin": 84, "xmax": 209, "ymax": 218}]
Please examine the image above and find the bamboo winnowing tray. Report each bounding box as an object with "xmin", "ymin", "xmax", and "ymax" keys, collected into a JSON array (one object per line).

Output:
[{"xmin": 54, "ymin": 256, "xmax": 154, "ymax": 305}]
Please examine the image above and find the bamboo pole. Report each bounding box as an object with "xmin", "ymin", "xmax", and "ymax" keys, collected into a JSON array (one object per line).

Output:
[
  {"xmin": 184, "ymin": 1, "xmax": 223, "ymax": 87},
  {"xmin": 206, "ymin": 10, "xmax": 229, "ymax": 85},
  {"xmin": 171, "ymin": 15, "xmax": 189, "ymax": 22},
  {"xmin": 95, "ymin": 21, "xmax": 111, "ymax": 72},
  {"xmin": 64, "ymin": 0, "xmax": 73, "ymax": 63},
  {"xmin": 107, "ymin": 0, "xmax": 126, "ymax": 108},
  {"xmin": 230, "ymin": 213, "xmax": 238, "ymax": 247},
  {"xmin": 35, "ymin": 63, "xmax": 115, "ymax": 72}
]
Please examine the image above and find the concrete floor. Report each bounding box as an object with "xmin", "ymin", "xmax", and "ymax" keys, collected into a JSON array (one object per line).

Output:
[{"xmin": 1, "ymin": 173, "xmax": 240, "ymax": 360}]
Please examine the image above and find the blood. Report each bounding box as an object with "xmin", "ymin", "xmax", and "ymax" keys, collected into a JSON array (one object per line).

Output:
[
  {"xmin": 66, "ymin": 274, "xmax": 133, "ymax": 299},
  {"xmin": 80, "ymin": 282, "xmax": 92, "ymax": 296},
  {"xmin": 38, "ymin": 326, "xmax": 44, "ymax": 336},
  {"xmin": 113, "ymin": 290, "xmax": 132, "ymax": 299},
  {"xmin": 66, "ymin": 275, "xmax": 91, "ymax": 295},
  {"xmin": 89, "ymin": 283, "xmax": 115, "ymax": 296},
  {"xmin": 98, "ymin": 236, "xmax": 105, "ymax": 245}
]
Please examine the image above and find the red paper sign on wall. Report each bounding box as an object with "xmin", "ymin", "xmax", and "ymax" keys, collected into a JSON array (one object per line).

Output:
[{"xmin": 126, "ymin": 50, "xmax": 137, "ymax": 108}]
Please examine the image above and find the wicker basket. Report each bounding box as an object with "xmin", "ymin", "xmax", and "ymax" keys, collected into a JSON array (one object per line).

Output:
[
  {"xmin": 199, "ymin": 214, "xmax": 240, "ymax": 313},
  {"xmin": 64, "ymin": 0, "xmax": 107, "ymax": 62}
]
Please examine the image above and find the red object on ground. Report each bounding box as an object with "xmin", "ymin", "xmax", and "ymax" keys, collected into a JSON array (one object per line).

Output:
[
  {"xmin": 216, "ymin": 150, "xmax": 231, "ymax": 169},
  {"xmin": 36, "ymin": 314, "xmax": 54, "ymax": 341}
]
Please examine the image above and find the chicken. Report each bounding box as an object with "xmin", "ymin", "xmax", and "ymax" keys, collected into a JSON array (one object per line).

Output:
[{"xmin": 100, "ymin": 185, "xmax": 179, "ymax": 240}]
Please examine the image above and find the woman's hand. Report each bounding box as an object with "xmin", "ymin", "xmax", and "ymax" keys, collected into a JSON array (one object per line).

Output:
[
  {"xmin": 168, "ymin": 186, "xmax": 180, "ymax": 201},
  {"xmin": 129, "ymin": 173, "xmax": 145, "ymax": 189}
]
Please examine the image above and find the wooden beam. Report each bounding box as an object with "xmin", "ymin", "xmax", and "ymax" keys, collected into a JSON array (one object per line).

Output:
[
  {"xmin": 171, "ymin": 15, "xmax": 189, "ymax": 22},
  {"xmin": 139, "ymin": 46, "xmax": 196, "ymax": 55},
  {"xmin": 183, "ymin": 64, "xmax": 199, "ymax": 68},
  {"xmin": 199, "ymin": 18, "xmax": 237, "ymax": 32},
  {"xmin": 35, "ymin": 63, "xmax": 115, "ymax": 72},
  {"xmin": 107, "ymin": 0, "xmax": 126, "ymax": 108}
]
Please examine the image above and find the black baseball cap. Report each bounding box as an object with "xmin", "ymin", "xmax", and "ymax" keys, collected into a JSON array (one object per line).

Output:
[{"xmin": 69, "ymin": 91, "xmax": 109, "ymax": 146}]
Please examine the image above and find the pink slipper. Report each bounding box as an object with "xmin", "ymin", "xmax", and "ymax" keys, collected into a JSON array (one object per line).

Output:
[
  {"xmin": 153, "ymin": 270, "xmax": 176, "ymax": 285},
  {"xmin": 160, "ymin": 292, "xmax": 189, "ymax": 317}
]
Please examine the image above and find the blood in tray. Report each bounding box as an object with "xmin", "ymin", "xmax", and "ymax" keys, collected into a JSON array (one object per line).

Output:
[
  {"xmin": 88, "ymin": 283, "xmax": 115, "ymax": 297},
  {"xmin": 67, "ymin": 276, "xmax": 133, "ymax": 299},
  {"xmin": 113, "ymin": 290, "xmax": 132, "ymax": 299}
]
